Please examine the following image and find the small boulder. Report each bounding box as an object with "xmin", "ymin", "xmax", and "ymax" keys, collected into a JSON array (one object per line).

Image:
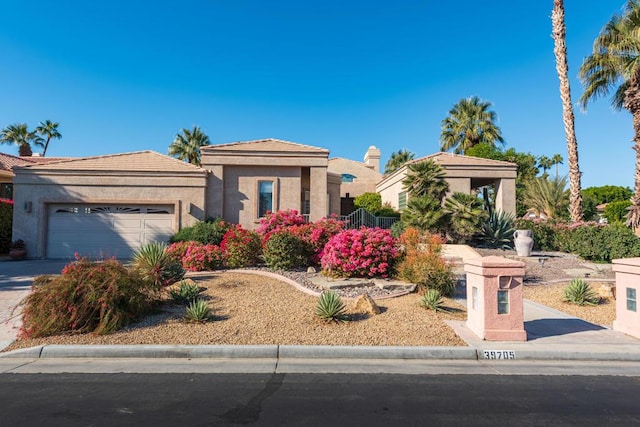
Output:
[
  {"xmin": 351, "ymin": 293, "xmax": 381, "ymax": 316},
  {"xmin": 307, "ymin": 266, "xmax": 316, "ymax": 274}
]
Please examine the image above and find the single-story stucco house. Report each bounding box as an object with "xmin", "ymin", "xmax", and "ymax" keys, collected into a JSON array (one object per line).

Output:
[
  {"xmin": 376, "ymin": 152, "xmax": 517, "ymax": 214},
  {"xmin": 10, "ymin": 139, "xmax": 517, "ymax": 259}
]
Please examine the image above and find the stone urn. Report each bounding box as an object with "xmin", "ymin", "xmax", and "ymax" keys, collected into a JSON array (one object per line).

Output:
[{"xmin": 513, "ymin": 230, "xmax": 534, "ymax": 257}]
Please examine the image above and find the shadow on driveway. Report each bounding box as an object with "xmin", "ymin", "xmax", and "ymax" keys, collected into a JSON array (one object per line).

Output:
[{"xmin": 525, "ymin": 318, "xmax": 605, "ymax": 340}]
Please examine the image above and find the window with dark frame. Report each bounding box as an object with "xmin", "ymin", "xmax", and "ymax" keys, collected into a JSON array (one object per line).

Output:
[{"xmin": 258, "ymin": 180, "xmax": 273, "ymax": 218}]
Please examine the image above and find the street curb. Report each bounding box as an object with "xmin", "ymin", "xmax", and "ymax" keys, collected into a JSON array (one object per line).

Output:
[
  {"xmin": 3, "ymin": 344, "xmax": 639, "ymax": 362},
  {"xmin": 279, "ymin": 345, "xmax": 476, "ymax": 359}
]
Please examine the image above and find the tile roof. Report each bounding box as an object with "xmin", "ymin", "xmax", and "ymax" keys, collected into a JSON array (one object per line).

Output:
[
  {"xmin": 408, "ymin": 152, "xmax": 517, "ymax": 167},
  {"xmin": 14, "ymin": 151, "xmax": 206, "ymax": 173},
  {"xmin": 202, "ymin": 138, "xmax": 329, "ymax": 154},
  {"xmin": 0, "ymin": 152, "xmax": 37, "ymax": 171}
]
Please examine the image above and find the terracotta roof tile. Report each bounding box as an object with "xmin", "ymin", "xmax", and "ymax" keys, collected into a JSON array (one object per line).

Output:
[
  {"xmin": 14, "ymin": 151, "xmax": 205, "ymax": 173},
  {"xmin": 202, "ymin": 138, "xmax": 329, "ymax": 154}
]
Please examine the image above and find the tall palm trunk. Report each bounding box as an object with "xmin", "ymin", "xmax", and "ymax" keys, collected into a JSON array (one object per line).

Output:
[
  {"xmin": 623, "ymin": 77, "xmax": 640, "ymax": 231},
  {"xmin": 552, "ymin": 0, "xmax": 582, "ymax": 222}
]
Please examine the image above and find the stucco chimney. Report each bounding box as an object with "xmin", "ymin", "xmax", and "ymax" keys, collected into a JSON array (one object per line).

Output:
[{"xmin": 364, "ymin": 146, "xmax": 381, "ymax": 173}]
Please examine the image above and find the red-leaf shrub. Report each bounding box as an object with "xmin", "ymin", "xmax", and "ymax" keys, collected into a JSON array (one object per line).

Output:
[
  {"xmin": 321, "ymin": 227, "xmax": 399, "ymax": 278},
  {"xmin": 290, "ymin": 216, "xmax": 345, "ymax": 265},
  {"xmin": 20, "ymin": 256, "xmax": 154, "ymax": 338},
  {"xmin": 221, "ymin": 226, "xmax": 262, "ymax": 268}
]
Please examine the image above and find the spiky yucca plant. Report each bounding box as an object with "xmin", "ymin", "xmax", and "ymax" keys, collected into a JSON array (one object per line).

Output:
[
  {"xmin": 185, "ymin": 298, "xmax": 211, "ymax": 322},
  {"xmin": 479, "ymin": 211, "xmax": 515, "ymax": 249},
  {"xmin": 563, "ymin": 278, "xmax": 600, "ymax": 306},
  {"xmin": 315, "ymin": 291, "xmax": 348, "ymax": 323},
  {"xmin": 132, "ymin": 241, "xmax": 185, "ymax": 289},
  {"xmin": 420, "ymin": 289, "xmax": 447, "ymax": 312}
]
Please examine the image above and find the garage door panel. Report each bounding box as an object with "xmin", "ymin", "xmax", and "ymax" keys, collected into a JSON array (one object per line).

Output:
[{"xmin": 47, "ymin": 204, "xmax": 174, "ymax": 259}]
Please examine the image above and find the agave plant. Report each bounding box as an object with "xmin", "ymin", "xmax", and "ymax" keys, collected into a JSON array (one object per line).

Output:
[
  {"xmin": 315, "ymin": 291, "xmax": 348, "ymax": 323},
  {"xmin": 132, "ymin": 241, "xmax": 185, "ymax": 290},
  {"xmin": 563, "ymin": 278, "xmax": 599, "ymax": 306},
  {"xmin": 170, "ymin": 280, "xmax": 201, "ymax": 304},
  {"xmin": 479, "ymin": 210, "xmax": 515, "ymax": 249},
  {"xmin": 185, "ymin": 298, "xmax": 211, "ymax": 322},
  {"xmin": 420, "ymin": 289, "xmax": 447, "ymax": 312}
]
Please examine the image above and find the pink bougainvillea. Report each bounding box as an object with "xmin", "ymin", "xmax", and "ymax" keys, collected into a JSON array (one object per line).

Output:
[
  {"xmin": 321, "ymin": 227, "xmax": 399, "ymax": 278},
  {"xmin": 220, "ymin": 225, "xmax": 262, "ymax": 268},
  {"xmin": 256, "ymin": 209, "xmax": 306, "ymax": 238},
  {"xmin": 290, "ymin": 216, "xmax": 344, "ymax": 265},
  {"xmin": 167, "ymin": 241, "xmax": 224, "ymax": 272}
]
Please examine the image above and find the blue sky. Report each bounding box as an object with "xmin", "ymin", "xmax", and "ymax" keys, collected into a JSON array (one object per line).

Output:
[{"xmin": 0, "ymin": 1, "xmax": 631, "ymax": 189}]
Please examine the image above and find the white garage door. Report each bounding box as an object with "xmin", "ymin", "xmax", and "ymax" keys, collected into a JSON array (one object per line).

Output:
[{"xmin": 47, "ymin": 204, "xmax": 175, "ymax": 259}]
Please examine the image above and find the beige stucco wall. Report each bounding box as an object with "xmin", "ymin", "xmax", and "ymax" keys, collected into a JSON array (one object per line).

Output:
[
  {"xmin": 328, "ymin": 157, "xmax": 382, "ymax": 198},
  {"xmin": 376, "ymin": 168, "xmax": 407, "ymax": 210},
  {"xmin": 220, "ymin": 165, "xmax": 302, "ymax": 230},
  {"xmin": 12, "ymin": 170, "xmax": 207, "ymax": 258},
  {"xmin": 328, "ymin": 173, "xmax": 342, "ymax": 216},
  {"xmin": 612, "ymin": 258, "xmax": 640, "ymax": 339}
]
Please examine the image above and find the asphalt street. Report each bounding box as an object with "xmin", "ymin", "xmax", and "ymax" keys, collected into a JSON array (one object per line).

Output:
[{"xmin": 2, "ymin": 372, "xmax": 640, "ymax": 426}]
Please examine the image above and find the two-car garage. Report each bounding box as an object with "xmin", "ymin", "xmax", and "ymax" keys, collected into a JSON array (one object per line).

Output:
[
  {"xmin": 46, "ymin": 203, "xmax": 175, "ymax": 259},
  {"xmin": 11, "ymin": 151, "xmax": 208, "ymax": 259}
]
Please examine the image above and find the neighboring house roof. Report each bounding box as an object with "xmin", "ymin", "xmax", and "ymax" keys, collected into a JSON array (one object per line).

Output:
[
  {"xmin": 13, "ymin": 151, "xmax": 206, "ymax": 174},
  {"xmin": 0, "ymin": 152, "xmax": 38, "ymax": 172},
  {"xmin": 378, "ymin": 151, "xmax": 517, "ymax": 186},
  {"xmin": 202, "ymin": 138, "xmax": 329, "ymax": 154}
]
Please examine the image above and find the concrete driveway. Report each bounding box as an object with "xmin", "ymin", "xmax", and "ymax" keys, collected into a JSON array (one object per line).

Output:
[{"xmin": 0, "ymin": 259, "xmax": 69, "ymax": 350}]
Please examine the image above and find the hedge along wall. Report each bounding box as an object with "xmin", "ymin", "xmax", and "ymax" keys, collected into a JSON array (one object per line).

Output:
[{"xmin": 0, "ymin": 198, "xmax": 13, "ymax": 253}]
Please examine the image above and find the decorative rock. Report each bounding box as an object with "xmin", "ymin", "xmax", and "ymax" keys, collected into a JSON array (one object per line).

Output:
[
  {"xmin": 598, "ymin": 283, "xmax": 615, "ymax": 299},
  {"xmin": 307, "ymin": 266, "xmax": 316, "ymax": 274},
  {"xmin": 351, "ymin": 293, "xmax": 382, "ymax": 315}
]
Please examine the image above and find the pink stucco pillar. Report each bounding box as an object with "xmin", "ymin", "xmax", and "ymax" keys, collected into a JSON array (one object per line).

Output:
[
  {"xmin": 465, "ymin": 256, "xmax": 527, "ymax": 341},
  {"xmin": 612, "ymin": 258, "xmax": 640, "ymax": 339}
]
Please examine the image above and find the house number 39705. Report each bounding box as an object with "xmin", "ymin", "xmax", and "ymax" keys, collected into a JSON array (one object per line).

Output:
[{"xmin": 483, "ymin": 350, "xmax": 516, "ymax": 360}]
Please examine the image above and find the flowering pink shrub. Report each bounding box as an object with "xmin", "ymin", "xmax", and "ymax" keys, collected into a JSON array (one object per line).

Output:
[
  {"xmin": 167, "ymin": 241, "xmax": 224, "ymax": 271},
  {"xmin": 321, "ymin": 227, "xmax": 399, "ymax": 278},
  {"xmin": 290, "ymin": 216, "xmax": 345, "ymax": 265},
  {"xmin": 221, "ymin": 225, "xmax": 262, "ymax": 268},
  {"xmin": 257, "ymin": 209, "xmax": 306, "ymax": 238}
]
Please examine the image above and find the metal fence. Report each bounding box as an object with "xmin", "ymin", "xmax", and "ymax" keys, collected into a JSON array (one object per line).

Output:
[{"xmin": 340, "ymin": 208, "xmax": 399, "ymax": 229}]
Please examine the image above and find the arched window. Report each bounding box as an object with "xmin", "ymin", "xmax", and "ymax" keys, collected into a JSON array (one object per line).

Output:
[{"xmin": 341, "ymin": 173, "xmax": 357, "ymax": 183}]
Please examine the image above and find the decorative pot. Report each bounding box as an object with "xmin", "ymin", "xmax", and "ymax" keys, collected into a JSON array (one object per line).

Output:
[
  {"xmin": 9, "ymin": 249, "xmax": 26, "ymax": 261},
  {"xmin": 513, "ymin": 230, "xmax": 534, "ymax": 257}
]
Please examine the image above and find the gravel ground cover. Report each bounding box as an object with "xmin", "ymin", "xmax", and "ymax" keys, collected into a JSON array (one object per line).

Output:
[
  {"xmin": 4, "ymin": 248, "xmax": 619, "ymax": 352},
  {"xmin": 5, "ymin": 272, "xmax": 467, "ymax": 351}
]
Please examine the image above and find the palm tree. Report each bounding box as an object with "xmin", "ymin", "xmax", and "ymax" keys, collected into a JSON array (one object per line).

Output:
[
  {"xmin": 551, "ymin": 153, "xmax": 564, "ymax": 179},
  {"xmin": 384, "ymin": 149, "xmax": 414, "ymax": 174},
  {"xmin": 443, "ymin": 192, "xmax": 487, "ymax": 243},
  {"xmin": 35, "ymin": 120, "xmax": 62, "ymax": 156},
  {"xmin": 523, "ymin": 176, "xmax": 569, "ymax": 219},
  {"xmin": 440, "ymin": 96, "xmax": 505, "ymax": 155},
  {"xmin": 401, "ymin": 195, "xmax": 448, "ymax": 233},
  {"xmin": 579, "ymin": 0, "xmax": 640, "ymax": 229},
  {"xmin": 537, "ymin": 155, "xmax": 554, "ymax": 178},
  {"xmin": 168, "ymin": 126, "xmax": 210, "ymax": 166},
  {"xmin": 401, "ymin": 159, "xmax": 450, "ymax": 201},
  {"xmin": 0, "ymin": 123, "xmax": 43, "ymax": 156},
  {"xmin": 552, "ymin": 0, "xmax": 583, "ymax": 222}
]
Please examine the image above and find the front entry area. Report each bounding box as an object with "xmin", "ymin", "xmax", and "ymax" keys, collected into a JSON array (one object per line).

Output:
[{"xmin": 46, "ymin": 204, "xmax": 175, "ymax": 259}]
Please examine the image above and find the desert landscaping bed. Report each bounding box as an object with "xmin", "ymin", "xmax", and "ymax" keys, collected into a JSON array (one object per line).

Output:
[{"xmin": 4, "ymin": 272, "xmax": 468, "ymax": 351}]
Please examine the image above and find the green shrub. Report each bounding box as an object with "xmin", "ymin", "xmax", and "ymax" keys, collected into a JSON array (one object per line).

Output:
[
  {"xmin": 185, "ymin": 298, "xmax": 211, "ymax": 322},
  {"xmin": 220, "ymin": 226, "xmax": 263, "ymax": 268},
  {"xmin": 170, "ymin": 218, "xmax": 233, "ymax": 246},
  {"xmin": 0, "ymin": 198, "xmax": 12, "ymax": 253},
  {"xmin": 20, "ymin": 258, "xmax": 155, "ymax": 337},
  {"xmin": 514, "ymin": 219, "xmax": 561, "ymax": 251},
  {"xmin": 420, "ymin": 289, "xmax": 447, "ymax": 312},
  {"xmin": 478, "ymin": 211, "xmax": 515, "ymax": 249},
  {"xmin": 170, "ymin": 280, "xmax": 201, "ymax": 304},
  {"xmin": 604, "ymin": 200, "xmax": 632, "ymax": 223},
  {"xmin": 390, "ymin": 220, "xmax": 406, "ymax": 238},
  {"xmin": 563, "ymin": 278, "xmax": 599, "ymax": 306},
  {"xmin": 132, "ymin": 241, "xmax": 185, "ymax": 289},
  {"xmin": 354, "ymin": 192, "xmax": 383, "ymax": 214},
  {"xmin": 559, "ymin": 223, "xmax": 640, "ymax": 262},
  {"xmin": 263, "ymin": 230, "xmax": 308, "ymax": 270},
  {"xmin": 315, "ymin": 291, "xmax": 348, "ymax": 323}
]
